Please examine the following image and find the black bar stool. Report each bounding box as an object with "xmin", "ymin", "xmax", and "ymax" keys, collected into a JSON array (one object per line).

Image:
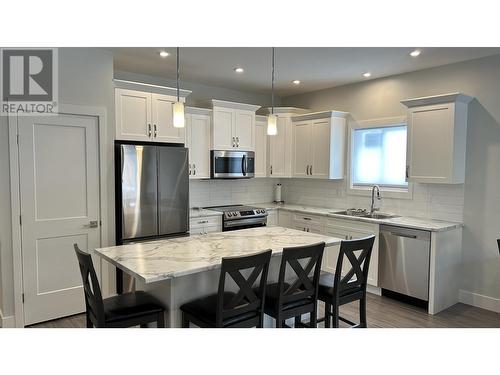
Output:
[
  {"xmin": 180, "ymin": 249, "xmax": 272, "ymax": 328},
  {"xmin": 317, "ymin": 236, "xmax": 375, "ymax": 328},
  {"xmin": 261, "ymin": 242, "xmax": 325, "ymax": 328},
  {"xmin": 74, "ymin": 244, "xmax": 165, "ymax": 328}
]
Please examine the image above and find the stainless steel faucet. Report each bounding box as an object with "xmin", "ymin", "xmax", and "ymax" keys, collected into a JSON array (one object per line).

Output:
[{"xmin": 370, "ymin": 185, "xmax": 381, "ymax": 214}]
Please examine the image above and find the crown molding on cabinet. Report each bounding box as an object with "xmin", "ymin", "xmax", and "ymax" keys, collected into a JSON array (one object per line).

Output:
[
  {"xmin": 401, "ymin": 92, "xmax": 473, "ymax": 108},
  {"xmin": 186, "ymin": 106, "xmax": 212, "ymax": 115},
  {"xmin": 113, "ymin": 79, "xmax": 192, "ymax": 99},
  {"xmin": 291, "ymin": 110, "xmax": 350, "ymax": 122},
  {"xmin": 255, "ymin": 114, "xmax": 268, "ymax": 122},
  {"xmin": 264, "ymin": 107, "xmax": 309, "ymax": 115},
  {"xmin": 211, "ymin": 99, "xmax": 261, "ymax": 112}
]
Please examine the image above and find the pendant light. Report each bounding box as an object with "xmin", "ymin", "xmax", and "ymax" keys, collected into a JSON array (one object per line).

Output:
[
  {"xmin": 173, "ymin": 47, "xmax": 185, "ymax": 128},
  {"xmin": 267, "ymin": 47, "xmax": 278, "ymax": 136}
]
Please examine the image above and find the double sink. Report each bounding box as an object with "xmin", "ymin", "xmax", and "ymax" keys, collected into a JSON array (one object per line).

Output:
[{"xmin": 330, "ymin": 210, "xmax": 400, "ymax": 220}]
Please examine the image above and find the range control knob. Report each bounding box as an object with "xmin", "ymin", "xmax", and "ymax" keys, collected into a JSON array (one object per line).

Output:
[{"xmin": 227, "ymin": 213, "xmax": 232, "ymax": 217}]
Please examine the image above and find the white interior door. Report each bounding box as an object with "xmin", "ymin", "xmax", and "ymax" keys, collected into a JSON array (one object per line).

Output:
[{"xmin": 18, "ymin": 114, "xmax": 101, "ymax": 325}]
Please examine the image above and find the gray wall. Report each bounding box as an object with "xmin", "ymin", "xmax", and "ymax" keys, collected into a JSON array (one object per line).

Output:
[
  {"xmin": 283, "ymin": 54, "xmax": 500, "ymax": 302},
  {"xmin": 0, "ymin": 48, "xmax": 115, "ymax": 319},
  {"xmin": 114, "ymin": 70, "xmax": 280, "ymax": 112}
]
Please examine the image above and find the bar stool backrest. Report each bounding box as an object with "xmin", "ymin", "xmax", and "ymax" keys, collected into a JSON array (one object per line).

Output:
[
  {"xmin": 216, "ymin": 249, "xmax": 272, "ymax": 327},
  {"xmin": 333, "ymin": 236, "xmax": 375, "ymax": 299},
  {"xmin": 277, "ymin": 242, "xmax": 325, "ymax": 307},
  {"xmin": 74, "ymin": 244, "xmax": 105, "ymax": 327}
]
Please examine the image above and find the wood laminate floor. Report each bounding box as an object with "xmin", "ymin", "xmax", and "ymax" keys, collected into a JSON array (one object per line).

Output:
[{"xmin": 28, "ymin": 293, "xmax": 500, "ymax": 328}]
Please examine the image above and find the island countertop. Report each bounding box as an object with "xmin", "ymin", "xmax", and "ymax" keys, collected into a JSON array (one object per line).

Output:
[{"xmin": 94, "ymin": 226, "xmax": 342, "ymax": 284}]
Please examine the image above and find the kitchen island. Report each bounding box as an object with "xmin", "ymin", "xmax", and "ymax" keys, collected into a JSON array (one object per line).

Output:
[{"xmin": 94, "ymin": 226, "xmax": 342, "ymax": 327}]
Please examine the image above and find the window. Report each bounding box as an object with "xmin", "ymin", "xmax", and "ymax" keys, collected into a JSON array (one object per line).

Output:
[{"xmin": 351, "ymin": 124, "xmax": 408, "ymax": 188}]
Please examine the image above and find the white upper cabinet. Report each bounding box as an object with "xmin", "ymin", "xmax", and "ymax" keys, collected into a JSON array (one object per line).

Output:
[
  {"xmin": 291, "ymin": 111, "xmax": 348, "ymax": 179},
  {"xmin": 115, "ymin": 83, "xmax": 190, "ymax": 143},
  {"xmin": 254, "ymin": 116, "xmax": 268, "ymax": 178},
  {"xmin": 115, "ymin": 88, "xmax": 152, "ymax": 141},
  {"xmin": 267, "ymin": 108, "xmax": 308, "ymax": 178},
  {"xmin": 186, "ymin": 107, "xmax": 211, "ymax": 179},
  {"xmin": 211, "ymin": 100, "xmax": 260, "ymax": 151},
  {"xmin": 152, "ymin": 93, "xmax": 185, "ymax": 143},
  {"xmin": 401, "ymin": 93, "xmax": 473, "ymax": 184}
]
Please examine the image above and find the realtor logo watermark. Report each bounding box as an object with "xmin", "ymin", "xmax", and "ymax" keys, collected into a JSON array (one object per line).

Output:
[{"xmin": 1, "ymin": 48, "xmax": 58, "ymax": 115}]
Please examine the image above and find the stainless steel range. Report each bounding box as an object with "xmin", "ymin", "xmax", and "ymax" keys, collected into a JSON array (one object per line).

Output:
[{"xmin": 205, "ymin": 205, "xmax": 267, "ymax": 231}]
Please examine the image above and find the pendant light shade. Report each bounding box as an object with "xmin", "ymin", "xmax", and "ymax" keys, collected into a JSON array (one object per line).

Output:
[
  {"xmin": 173, "ymin": 47, "xmax": 185, "ymax": 128},
  {"xmin": 173, "ymin": 101, "xmax": 185, "ymax": 128},
  {"xmin": 267, "ymin": 47, "xmax": 277, "ymax": 136},
  {"xmin": 267, "ymin": 114, "xmax": 278, "ymax": 135}
]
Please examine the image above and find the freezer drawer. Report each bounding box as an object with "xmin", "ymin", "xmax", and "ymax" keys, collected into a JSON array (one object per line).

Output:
[{"xmin": 379, "ymin": 225, "xmax": 431, "ymax": 301}]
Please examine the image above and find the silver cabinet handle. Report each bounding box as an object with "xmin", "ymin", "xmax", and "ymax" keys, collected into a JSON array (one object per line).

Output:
[
  {"xmin": 303, "ymin": 217, "xmax": 311, "ymax": 221},
  {"xmin": 306, "ymin": 165, "xmax": 309, "ymax": 175},
  {"xmin": 148, "ymin": 124, "xmax": 152, "ymax": 138},
  {"xmin": 232, "ymin": 137, "xmax": 235, "ymax": 147},
  {"xmin": 270, "ymin": 165, "xmax": 273, "ymax": 175},
  {"xmin": 154, "ymin": 124, "xmax": 157, "ymax": 138},
  {"xmin": 84, "ymin": 220, "xmax": 99, "ymax": 229},
  {"xmin": 193, "ymin": 163, "xmax": 196, "ymax": 176},
  {"xmin": 198, "ymin": 220, "xmax": 209, "ymax": 224},
  {"xmin": 236, "ymin": 137, "xmax": 239, "ymax": 147},
  {"xmin": 189, "ymin": 164, "xmax": 192, "ymax": 176},
  {"xmin": 406, "ymin": 165, "xmax": 410, "ymax": 179},
  {"xmin": 309, "ymin": 165, "xmax": 313, "ymax": 175}
]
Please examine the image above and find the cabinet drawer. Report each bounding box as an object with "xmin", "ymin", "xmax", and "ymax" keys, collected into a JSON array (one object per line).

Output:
[
  {"xmin": 293, "ymin": 213, "xmax": 325, "ymax": 227},
  {"xmin": 189, "ymin": 216, "xmax": 221, "ymax": 229},
  {"xmin": 326, "ymin": 217, "xmax": 377, "ymax": 233}
]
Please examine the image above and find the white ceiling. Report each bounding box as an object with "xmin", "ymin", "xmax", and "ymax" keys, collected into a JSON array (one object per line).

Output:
[{"xmin": 110, "ymin": 47, "xmax": 500, "ymax": 97}]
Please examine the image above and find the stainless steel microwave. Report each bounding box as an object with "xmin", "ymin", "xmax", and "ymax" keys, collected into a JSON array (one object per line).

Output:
[{"xmin": 211, "ymin": 150, "xmax": 255, "ymax": 179}]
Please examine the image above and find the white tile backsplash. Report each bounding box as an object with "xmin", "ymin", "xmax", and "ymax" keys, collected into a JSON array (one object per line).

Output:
[
  {"xmin": 280, "ymin": 179, "xmax": 464, "ymax": 222},
  {"xmin": 189, "ymin": 178, "xmax": 279, "ymax": 208},
  {"xmin": 189, "ymin": 178, "xmax": 464, "ymax": 222}
]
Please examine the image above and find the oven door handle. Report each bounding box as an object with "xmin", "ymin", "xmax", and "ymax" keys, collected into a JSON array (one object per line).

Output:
[
  {"xmin": 224, "ymin": 217, "xmax": 267, "ymax": 228},
  {"xmin": 242, "ymin": 154, "xmax": 247, "ymax": 176}
]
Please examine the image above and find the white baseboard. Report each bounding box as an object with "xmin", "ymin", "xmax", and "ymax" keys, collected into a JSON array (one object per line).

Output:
[
  {"xmin": 367, "ymin": 284, "xmax": 382, "ymax": 296},
  {"xmin": 459, "ymin": 289, "xmax": 500, "ymax": 313},
  {"xmin": 0, "ymin": 309, "xmax": 16, "ymax": 328}
]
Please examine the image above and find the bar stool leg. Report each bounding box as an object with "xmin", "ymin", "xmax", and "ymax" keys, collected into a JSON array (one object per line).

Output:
[
  {"xmin": 324, "ymin": 302, "xmax": 331, "ymax": 328},
  {"xmin": 332, "ymin": 304, "xmax": 340, "ymax": 328},
  {"xmin": 360, "ymin": 295, "xmax": 367, "ymax": 328}
]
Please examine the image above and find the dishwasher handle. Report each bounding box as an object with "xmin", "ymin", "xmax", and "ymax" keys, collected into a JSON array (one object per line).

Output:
[
  {"xmin": 380, "ymin": 225, "xmax": 431, "ymax": 241},
  {"xmin": 390, "ymin": 232, "xmax": 417, "ymax": 239}
]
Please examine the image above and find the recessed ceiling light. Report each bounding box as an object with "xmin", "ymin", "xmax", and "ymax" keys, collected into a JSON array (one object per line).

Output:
[
  {"xmin": 410, "ymin": 49, "xmax": 421, "ymax": 57},
  {"xmin": 159, "ymin": 51, "xmax": 169, "ymax": 58},
  {"xmin": 292, "ymin": 80, "xmax": 301, "ymax": 85},
  {"xmin": 234, "ymin": 67, "xmax": 244, "ymax": 73},
  {"xmin": 362, "ymin": 72, "xmax": 371, "ymax": 78}
]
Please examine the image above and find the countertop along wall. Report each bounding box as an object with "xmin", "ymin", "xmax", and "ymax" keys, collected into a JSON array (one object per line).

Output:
[{"xmin": 283, "ymin": 53, "xmax": 500, "ymax": 311}]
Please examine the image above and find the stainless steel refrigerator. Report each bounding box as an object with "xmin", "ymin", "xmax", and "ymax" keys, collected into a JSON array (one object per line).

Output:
[{"xmin": 114, "ymin": 141, "xmax": 189, "ymax": 291}]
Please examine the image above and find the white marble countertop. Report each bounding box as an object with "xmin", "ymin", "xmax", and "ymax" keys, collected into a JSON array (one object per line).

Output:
[
  {"xmin": 189, "ymin": 207, "xmax": 223, "ymax": 219},
  {"xmin": 251, "ymin": 202, "xmax": 462, "ymax": 232},
  {"xmin": 94, "ymin": 226, "xmax": 341, "ymax": 284}
]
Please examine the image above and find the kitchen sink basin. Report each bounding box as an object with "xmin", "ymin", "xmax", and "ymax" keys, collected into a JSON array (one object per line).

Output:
[{"xmin": 330, "ymin": 210, "xmax": 400, "ymax": 220}]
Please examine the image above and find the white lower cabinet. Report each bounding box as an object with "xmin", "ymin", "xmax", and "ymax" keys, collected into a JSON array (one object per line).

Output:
[
  {"xmin": 189, "ymin": 216, "xmax": 222, "ymax": 235},
  {"xmin": 278, "ymin": 210, "xmax": 292, "ymax": 228},
  {"xmin": 266, "ymin": 210, "xmax": 278, "ymax": 226}
]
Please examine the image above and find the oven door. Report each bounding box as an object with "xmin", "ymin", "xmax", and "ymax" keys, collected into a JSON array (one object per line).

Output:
[
  {"xmin": 211, "ymin": 150, "xmax": 255, "ymax": 179},
  {"xmin": 223, "ymin": 217, "xmax": 267, "ymax": 231}
]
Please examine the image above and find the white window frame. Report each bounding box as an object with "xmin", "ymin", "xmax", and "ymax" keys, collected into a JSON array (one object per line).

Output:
[{"xmin": 347, "ymin": 116, "xmax": 413, "ymax": 199}]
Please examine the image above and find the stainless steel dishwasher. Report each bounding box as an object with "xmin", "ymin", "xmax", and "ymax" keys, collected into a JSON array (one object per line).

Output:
[{"xmin": 379, "ymin": 225, "xmax": 431, "ymax": 302}]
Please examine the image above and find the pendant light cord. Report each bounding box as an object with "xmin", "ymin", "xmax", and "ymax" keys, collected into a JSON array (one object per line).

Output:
[
  {"xmin": 271, "ymin": 47, "xmax": 275, "ymax": 115},
  {"xmin": 176, "ymin": 47, "xmax": 180, "ymax": 102}
]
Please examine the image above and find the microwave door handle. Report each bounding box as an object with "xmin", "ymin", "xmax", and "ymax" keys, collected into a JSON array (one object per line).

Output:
[{"xmin": 242, "ymin": 154, "xmax": 247, "ymax": 176}]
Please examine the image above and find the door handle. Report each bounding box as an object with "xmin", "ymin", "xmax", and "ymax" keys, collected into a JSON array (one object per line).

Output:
[
  {"xmin": 148, "ymin": 124, "xmax": 152, "ymax": 138},
  {"xmin": 154, "ymin": 124, "xmax": 157, "ymax": 138},
  {"xmin": 84, "ymin": 220, "xmax": 99, "ymax": 229}
]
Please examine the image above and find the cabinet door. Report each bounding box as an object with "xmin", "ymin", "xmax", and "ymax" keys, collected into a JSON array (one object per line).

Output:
[
  {"xmin": 269, "ymin": 117, "xmax": 287, "ymax": 177},
  {"xmin": 234, "ymin": 110, "xmax": 255, "ymax": 151},
  {"xmin": 267, "ymin": 212, "xmax": 278, "ymax": 227},
  {"xmin": 254, "ymin": 119, "xmax": 267, "ymax": 177},
  {"xmin": 292, "ymin": 121, "xmax": 311, "ymax": 178},
  {"xmin": 115, "ymin": 89, "xmax": 151, "ymax": 141},
  {"xmin": 349, "ymin": 228, "xmax": 379, "ymax": 287},
  {"xmin": 152, "ymin": 94, "xmax": 185, "ymax": 143},
  {"xmin": 407, "ymin": 104, "xmax": 454, "ymax": 183},
  {"xmin": 278, "ymin": 210, "xmax": 291, "ymax": 228},
  {"xmin": 189, "ymin": 114, "xmax": 211, "ymax": 179},
  {"xmin": 324, "ymin": 227, "xmax": 350, "ymax": 275},
  {"xmin": 311, "ymin": 120, "xmax": 331, "ymax": 179},
  {"xmin": 212, "ymin": 107, "xmax": 234, "ymax": 150}
]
